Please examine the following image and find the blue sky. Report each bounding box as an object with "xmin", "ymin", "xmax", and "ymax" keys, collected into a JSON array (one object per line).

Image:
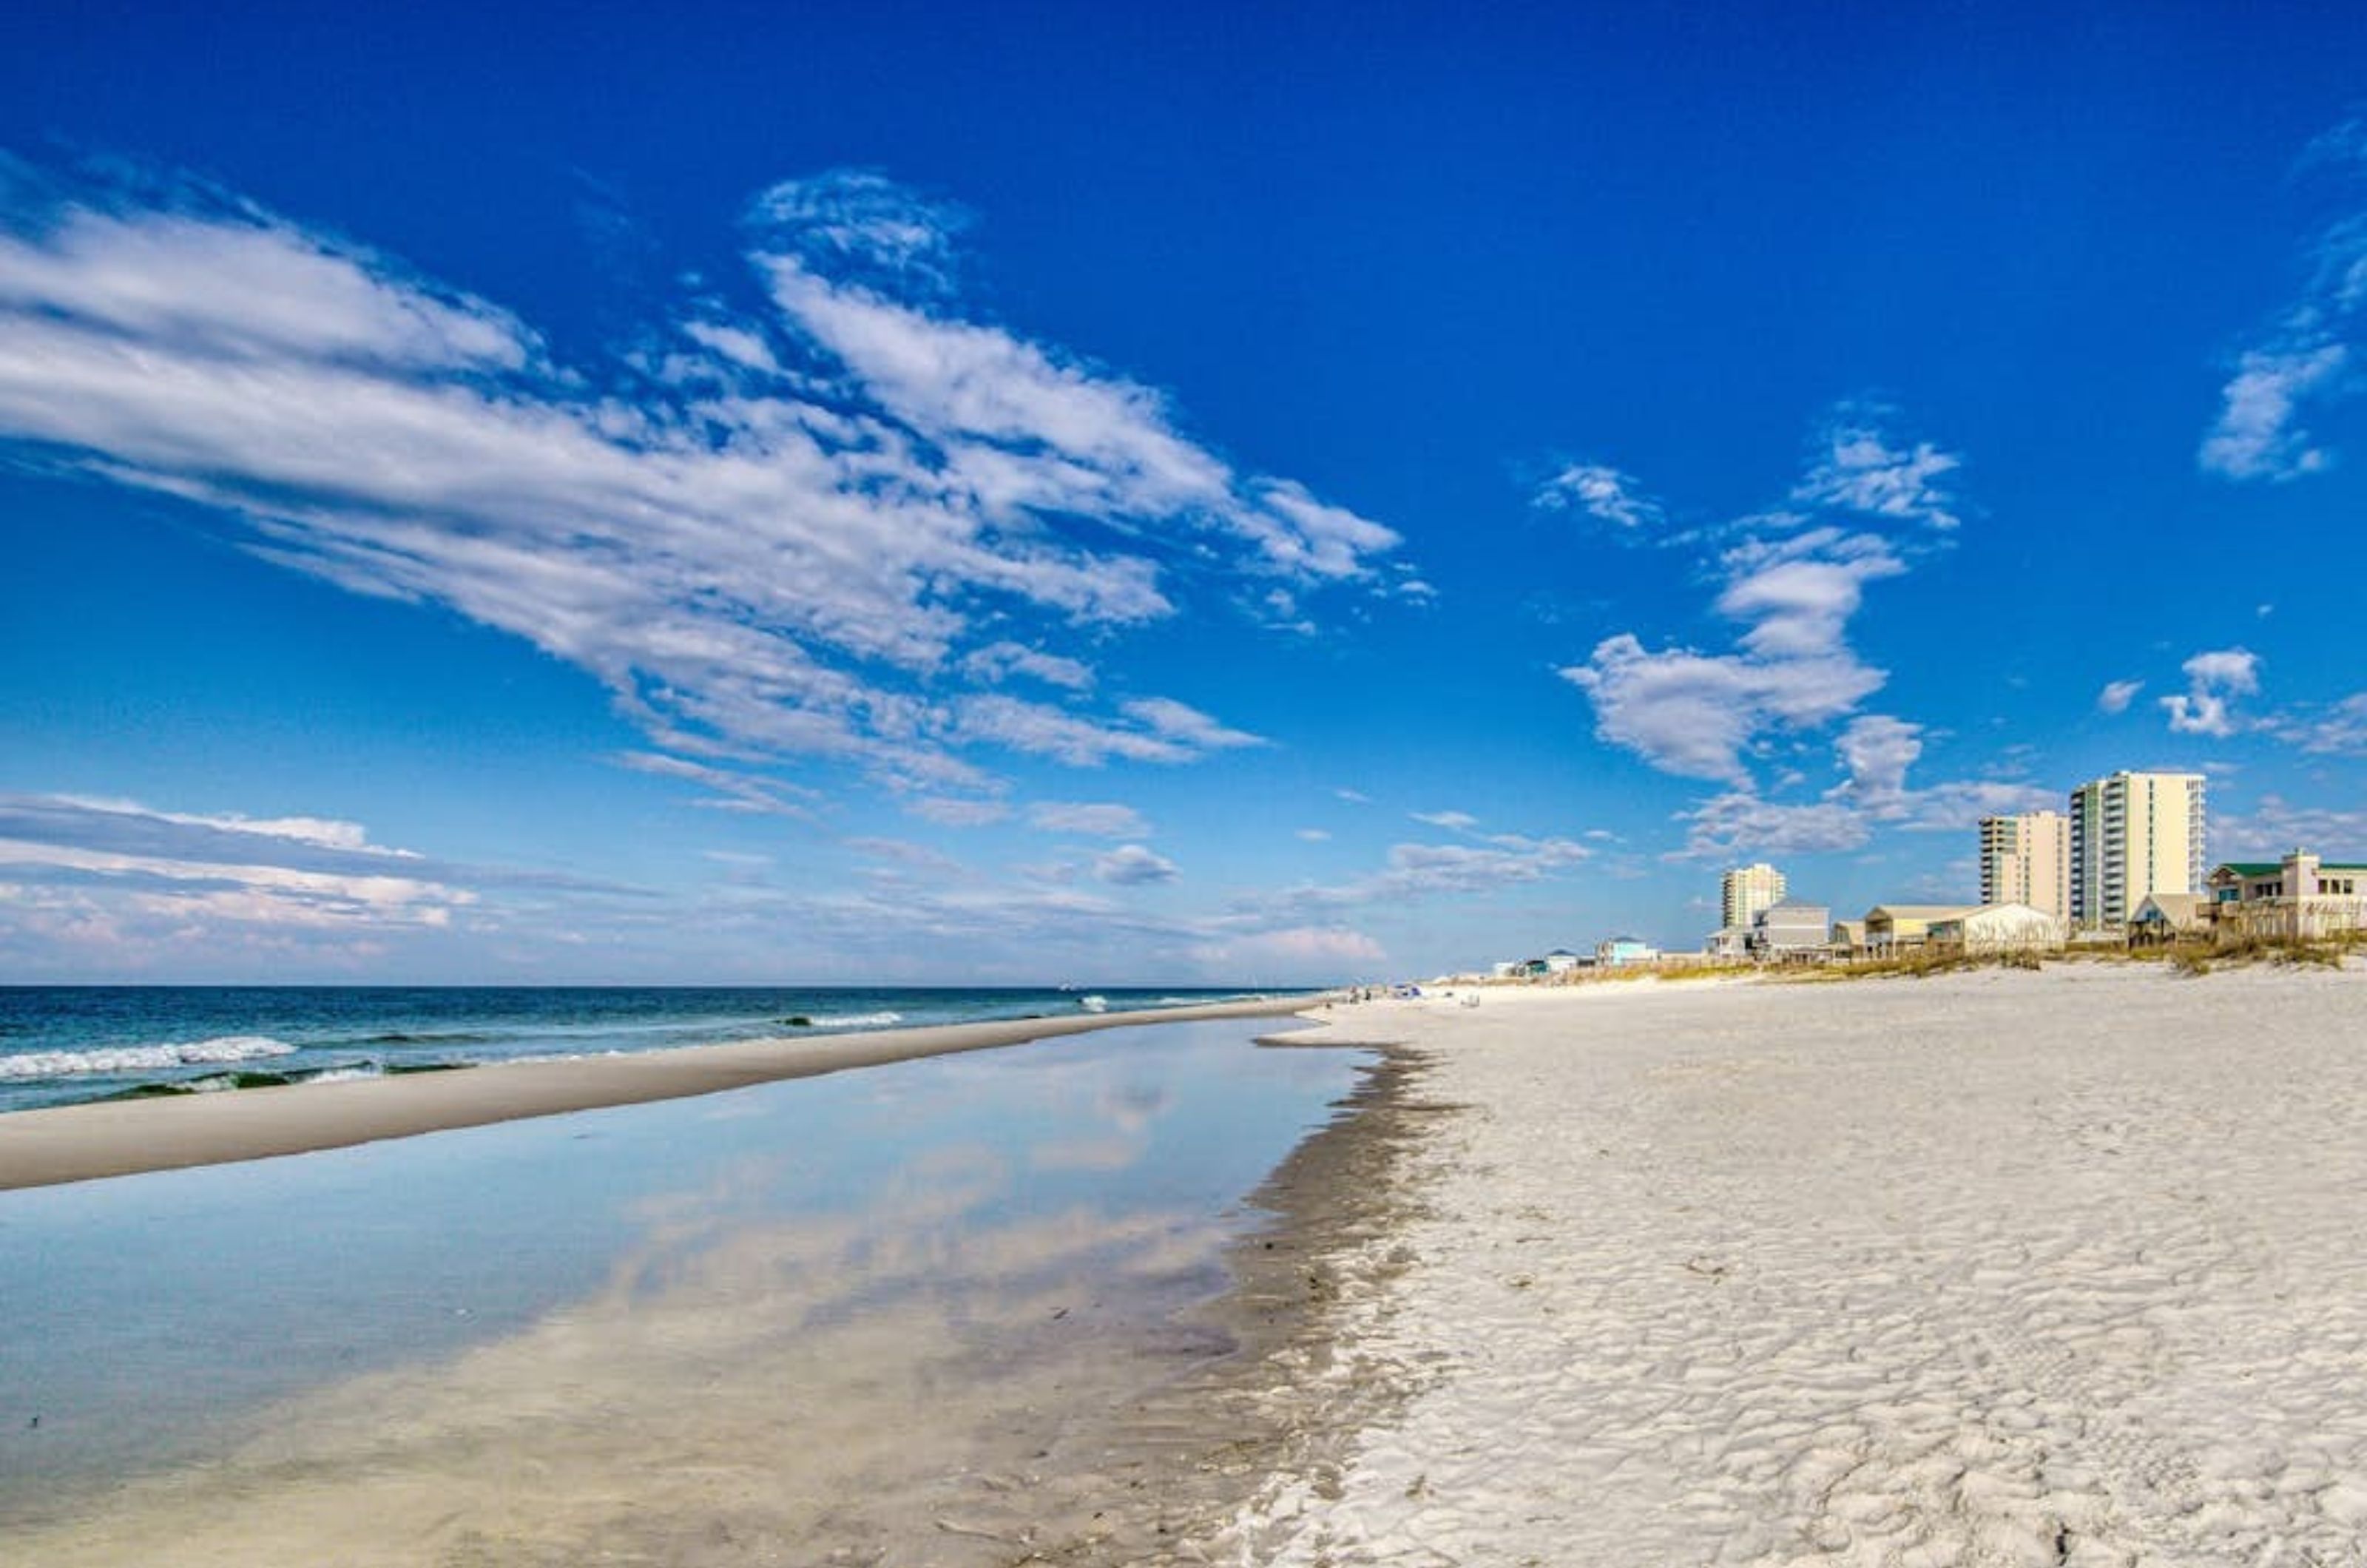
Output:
[{"xmin": 5, "ymin": 1, "xmax": 2367, "ymax": 984}]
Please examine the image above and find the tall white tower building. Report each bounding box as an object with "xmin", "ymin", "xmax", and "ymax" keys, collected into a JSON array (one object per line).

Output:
[
  {"xmin": 2069, "ymin": 771, "xmax": 2207, "ymax": 927},
  {"xmin": 1721, "ymin": 862, "xmax": 1787, "ymax": 930},
  {"xmin": 1979, "ymin": 811, "xmax": 2071, "ymax": 920}
]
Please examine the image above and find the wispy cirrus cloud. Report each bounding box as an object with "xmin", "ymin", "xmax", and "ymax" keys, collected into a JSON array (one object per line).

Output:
[
  {"xmin": 2201, "ymin": 119, "xmax": 2367, "ymax": 481},
  {"xmin": 950, "ymin": 693, "xmax": 1263, "ymax": 766},
  {"xmin": 1029, "ymin": 801, "xmax": 1151, "ymax": 838},
  {"xmin": 1787, "ymin": 417, "xmax": 1963, "ymax": 530},
  {"xmin": 0, "ymin": 160, "xmax": 1392, "ymax": 805},
  {"xmin": 0, "ymin": 794, "xmax": 473, "ymax": 950},
  {"xmin": 1242, "ymin": 830, "xmax": 1593, "ymax": 919},
  {"xmin": 1531, "ymin": 462, "xmax": 1665, "ymax": 530}
]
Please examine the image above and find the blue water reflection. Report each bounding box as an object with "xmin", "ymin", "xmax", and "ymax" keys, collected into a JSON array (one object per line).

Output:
[{"xmin": 0, "ymin": 1018, "xmax": 1355, "ymax": 1530}]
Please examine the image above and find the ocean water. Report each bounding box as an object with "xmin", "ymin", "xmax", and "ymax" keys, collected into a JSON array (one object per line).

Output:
[
  {"xmin": 0, "ymin": 1015, "xmax": 1363, "ymax": 1545},
  {"xmin": 0, "ymin": 985, "xmax": 1300, "ymax": 1114}
]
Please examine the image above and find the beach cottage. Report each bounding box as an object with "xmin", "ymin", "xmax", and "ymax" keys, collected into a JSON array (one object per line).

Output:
[
  {"xmin": 1748, "ymin": 902, "xmax": 1831, "ymax": 962},
  {"xmin": 1595, "ymin": 935, "xmax": 1661, "ymax": 968},
  {"xmin": 1704, "ymin": 925, "xmax": 1752, "ymax": 960},
  {"xmin": 1863, "ymin": 905, "xmax": 1976, "ymax": 953},
  {"xmin": 2130, "ymin": 892, "xmax": 2211, "ymax": 944}
]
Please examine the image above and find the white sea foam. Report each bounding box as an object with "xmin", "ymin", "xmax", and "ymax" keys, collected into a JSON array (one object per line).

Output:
[
  {"xmin": 308, "ymin": 1066, "xmax": 382, "ymax": 1086},
  {"xmin": 802, "ymin": 1011, "xmax": 903, "ymax": 1029},
  {"xmin": 0, "ymin": 1035, "xmax": 298, "ymax": 1080}
]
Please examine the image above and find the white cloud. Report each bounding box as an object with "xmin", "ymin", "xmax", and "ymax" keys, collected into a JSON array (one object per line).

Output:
[
  {"xmin": 1118, "ymin": 696, "xmax": 1267, "ymax": 753},
  {"xmin": 2299, "ymin": 692, "xmax": 2367, "ymax": 754},
  {"xmin": 1559, "ymin": 407, "xmax": 1953, "ymax": 788},
  {"xmin": 1789, "ymin": 414, "xmax": 1963, "ymax": 531},
  {"xmin": 1715, "ymin": 529, "xmax": 1907, "ymax": 660},
  {"xmin": 1669, "ymin": 712, "xmax": 2054, "ymax": 860},
  {"xmin": 2201, "ymin": 127, "xmax": 2367, "ymax": 482},
  {"xmin": 960, "ymin": 641, "xmax": 1095, "ymax": 692},
  {"xmin": 2097, "ymin": 678, "xmax": 2145, "ymax": 715},
  {"xmin": 1195, "ymin": 925, "xmax": 1387, "ymax": 970},
  {"xmin": 1532, "ymin": 462, "xmax": 1664, "ymax": 530},
  {"xmin": 1410, "ymin": 810, "xmax": 1480, "ymax": 832},
  {"xmin": 844, "ymin": 836, "xmax": 966, "ymax": 874},
  {"xmin": 2161, "ymin": 647, "xmax": 2261, "ymax": 737},
  {"xmin": 1249, "ymin": 834, "xmax": 1592, "ymax": 916},
  {"xmin": 902, "ymin": 796, "xmax": 1010, "ymax": 827},
  {"xmin": 1675, "ymin": 793, "xmax": 1870, "ymax": 859},
  {"xmin": 1093, "ymin": 843, "xmax": 1178, "ymax": 885},
  {"xmin": 1029, "ymin": 801, "xmax": 1150, "ymax": 837},
  {"xmin": 2211, "ymin": 794, "xmax": 2367, "ymax": 858},
  {"xmin": 2201, "ymin": 345, "xmax": 2346, "ymax": 480},
  {"xmin": 0, "ymin": 794, "xmax": 476, "ymax": 934},
  {"xmin": 615, "ymin": 752, "xmax": 815, "ymax": 817},
  {"xmin": 1295, "ymin": 828, "xmax": 1331, "ymax": 842},
  {"xmin": 952, "ymin": 694, "xmax": 1246, "ymax": 766},
  {"xmin": 1829, "ymin": 714, "xmax": 1923, "ymax": 814},
  {"xmin": 1562, "ymin": 634, "xmax": 1883, "ymax": 784},
  {"xmin": 0, "ymin": 164, "xmax": 1386, "ymax": 807}
]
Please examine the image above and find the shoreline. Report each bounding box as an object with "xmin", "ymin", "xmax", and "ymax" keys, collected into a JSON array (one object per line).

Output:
[{"xmin": 0, "ymin": 995, "xmax": 1324, "ymax": 1191}]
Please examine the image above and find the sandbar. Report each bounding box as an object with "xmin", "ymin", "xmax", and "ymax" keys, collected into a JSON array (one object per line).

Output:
[{"xmin": 0, "ymin": 996, "xmax": 1317, "ymax": 1190}]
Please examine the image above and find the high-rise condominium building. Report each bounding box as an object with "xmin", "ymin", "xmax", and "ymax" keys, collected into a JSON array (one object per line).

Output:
[
  {"xmin": 1979, "ymin": 810, "xmax": 2071, "ymax": 921},
  {"xmin": 2069, "ymin": 771, "xmax": 2207, "ymax": 927},
  {"xmin": 1721, "ymin": 862, "xmax": 1787, "ymax": 930}
]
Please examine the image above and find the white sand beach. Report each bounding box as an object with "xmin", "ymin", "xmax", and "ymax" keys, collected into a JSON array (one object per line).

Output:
[
  {"xmin": 8, "ymin": 964, "xmax": 2366, "ymax": 1566},
  {"xmin": 1209, "ymin": 963, "xmax": 2367, "ymax": 1565}
]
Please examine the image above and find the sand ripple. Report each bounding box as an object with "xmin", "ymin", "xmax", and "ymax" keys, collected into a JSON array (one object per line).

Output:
[{"xmin": 1206, "ymin": 966, "xmax": 2367, "ymax": 1567}]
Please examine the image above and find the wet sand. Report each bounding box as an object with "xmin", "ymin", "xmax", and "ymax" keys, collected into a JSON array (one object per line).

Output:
[{"xmin": 0, "ymin": 996, "xmax": 1316, "ymax": 1191}]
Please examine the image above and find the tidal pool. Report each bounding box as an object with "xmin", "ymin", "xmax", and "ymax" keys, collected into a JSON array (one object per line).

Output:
[{"xmin": 0, "ymin": 1016, "xmax": 1363, "ymax": 1564}]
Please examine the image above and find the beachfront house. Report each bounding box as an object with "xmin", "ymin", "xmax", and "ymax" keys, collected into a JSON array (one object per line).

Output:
[
  {"xmin": 2205, "ymin": 849, "xmax": 2367, "ymax": 939},
  {"xmin": 1704, "ymin": 925, "xmax": 1752, "ymax": 960},
  {"xmin": 1542, "ymin": 949, "xmax": 1586, "ymax": 974},
  {"xmin": 1748, "ymin": 902, "xmax": 1831, "ymax": 962},
  {"xmin": 1829, "ymin": 918, "xmax": 1868, "ymax": 956},
  {"xmin": 2130, "ymin": 892, "xmax": 2211, "ymax": 944},
  {"xmin": 1595, "ymin": 935, "xmax": 1660, "ymax": 967},
  {"xmin": 1863, "ymin": 905, "xmax": 1976, "ymax": 953},
  {"xmin": 1926, "ymin": 902, "xmax": 2067, "ymax": 955}
]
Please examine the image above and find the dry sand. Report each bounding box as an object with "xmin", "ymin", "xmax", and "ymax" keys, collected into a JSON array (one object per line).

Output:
[
  {"xmin": 1197, "ymin": 963, "xmax": 2367, "ymax": 1566},
  {"xmin": 0, "ymin": 996, "xmax": 1314, "ymax": 1190}
]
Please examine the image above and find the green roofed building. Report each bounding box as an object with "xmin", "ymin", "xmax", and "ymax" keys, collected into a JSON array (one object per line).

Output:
[{"xmin": 2206, "ymin": 849, "xmax": 2367, "ymax": 939}]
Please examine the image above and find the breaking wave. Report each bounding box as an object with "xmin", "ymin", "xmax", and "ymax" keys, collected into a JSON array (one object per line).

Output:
[{"xmin": 0, "ymin": 1035, "xmax": 300, "ymax": 1080}]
